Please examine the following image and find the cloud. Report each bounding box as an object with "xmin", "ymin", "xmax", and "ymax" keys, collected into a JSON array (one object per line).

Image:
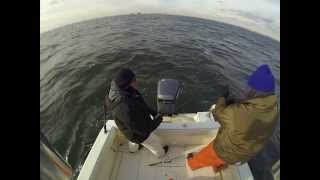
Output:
[{"xmin": 40, "ymin": 0, "xmax": 279, "ymax": 40}]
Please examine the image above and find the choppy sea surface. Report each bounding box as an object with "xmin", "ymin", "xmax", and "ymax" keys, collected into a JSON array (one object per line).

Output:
[{"xmin": 40, "ymin": 14, "xmax": 280, "ymax": 179}]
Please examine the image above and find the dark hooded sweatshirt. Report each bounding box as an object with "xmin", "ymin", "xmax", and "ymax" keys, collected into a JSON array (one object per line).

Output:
[{"xmin": 106, "ymin": 81, "xmax": 162, "ymax": 143}]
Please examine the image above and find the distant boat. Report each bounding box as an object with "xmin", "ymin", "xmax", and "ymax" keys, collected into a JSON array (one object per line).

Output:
[{"xmin": 129, "ymin": 12, "xmax": 142, "ymax": 16}]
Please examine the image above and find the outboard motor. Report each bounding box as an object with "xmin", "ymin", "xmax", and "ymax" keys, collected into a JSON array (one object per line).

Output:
[{"xmin": 157, "ymin": 79, "xmax": 182, "ymax": 116}]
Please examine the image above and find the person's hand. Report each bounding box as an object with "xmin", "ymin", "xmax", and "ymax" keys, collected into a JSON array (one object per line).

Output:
[{"xmin": 187, "ymin": 153, "xmax": 194, "ymax": 159}]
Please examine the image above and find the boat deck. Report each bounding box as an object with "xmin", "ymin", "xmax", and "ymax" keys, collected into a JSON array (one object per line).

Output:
[
  {"xmin": 110, "ymin": 142, "xmax": 243, "ymax": 180},
  {"xmin": 77, "ymin": 118, "xmax": 253, "ymax": 180}
]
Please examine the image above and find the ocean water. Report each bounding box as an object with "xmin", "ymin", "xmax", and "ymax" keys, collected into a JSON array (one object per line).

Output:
[{"xmin": 40, "ymin": 14, "xmax": 280, "ymax": 179}]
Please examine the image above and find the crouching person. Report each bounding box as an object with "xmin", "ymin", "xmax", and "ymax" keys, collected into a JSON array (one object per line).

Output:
[{"xmin": 106, "ymin": 68, "xmax": 169, "ymax": 158}]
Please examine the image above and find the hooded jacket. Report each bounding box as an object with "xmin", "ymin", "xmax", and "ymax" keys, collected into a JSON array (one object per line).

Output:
[
  {"xmin": 106, "ymin": 81, "xmax": 162, "ymax": 143},
  {"xmin": 212, "ymin": 95, "xmax": 279, "ymax": 164}
]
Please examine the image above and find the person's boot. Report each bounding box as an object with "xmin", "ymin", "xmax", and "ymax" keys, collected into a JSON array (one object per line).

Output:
[
  {"xmin": 138, "ymin": 144, "xmax": 143, "ymax": 150},
  {"xmin": 128, "ymin": 142, "xmax": 140, "ymax": 153},
  {"xmin": 163, "ymin": 145, "xmax": 169, "ymax": 154}
]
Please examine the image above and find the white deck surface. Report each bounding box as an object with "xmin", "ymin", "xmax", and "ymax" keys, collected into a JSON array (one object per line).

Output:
[{"xmin": 110, "ymin": 142, "xmax": 242, "ymax": 180}]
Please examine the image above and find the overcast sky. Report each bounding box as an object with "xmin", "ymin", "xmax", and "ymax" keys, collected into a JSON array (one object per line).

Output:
[{"xmin": 40, "ymin": 0, "xmax": 279, "ymax": 40}]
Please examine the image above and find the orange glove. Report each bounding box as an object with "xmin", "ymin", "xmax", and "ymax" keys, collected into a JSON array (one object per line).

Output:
[{"xmin": 187, "ymin": 142, "xmax": 226, "ymax": 171}]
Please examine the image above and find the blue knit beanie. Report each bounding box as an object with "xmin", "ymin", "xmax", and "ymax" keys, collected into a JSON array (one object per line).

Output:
[{"xmin": 248, "ymin": 64, "xmax": 275, "ymax": 92}]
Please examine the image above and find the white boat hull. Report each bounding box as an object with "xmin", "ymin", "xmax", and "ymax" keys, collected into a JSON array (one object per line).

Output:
[{"xmin": 77, "ymin": 112, "xmax": 254, "ymax": 180}]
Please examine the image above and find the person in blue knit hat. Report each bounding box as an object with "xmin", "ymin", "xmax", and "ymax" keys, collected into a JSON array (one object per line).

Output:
[{"xmin": 187, "ymin": 64, "xmax": 279, "ymax": 173}]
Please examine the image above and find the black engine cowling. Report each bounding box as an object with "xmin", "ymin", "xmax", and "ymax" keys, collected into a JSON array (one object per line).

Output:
[{"xmin": 157, "ymin": 79, "xmax": 182, "ymax": 116}]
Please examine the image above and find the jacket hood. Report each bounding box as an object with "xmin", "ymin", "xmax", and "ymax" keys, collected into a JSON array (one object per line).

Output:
[
  {"xmin": 107, "ymin": 81, "xmax": 129, "ymax": 110},
  {"xmin": 108, "ymin": 80, "xmax": 122, "ymax": 102},
  {"xmin": 108, "ymin": 81, "xmax": 139, "ymax": 109}
]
